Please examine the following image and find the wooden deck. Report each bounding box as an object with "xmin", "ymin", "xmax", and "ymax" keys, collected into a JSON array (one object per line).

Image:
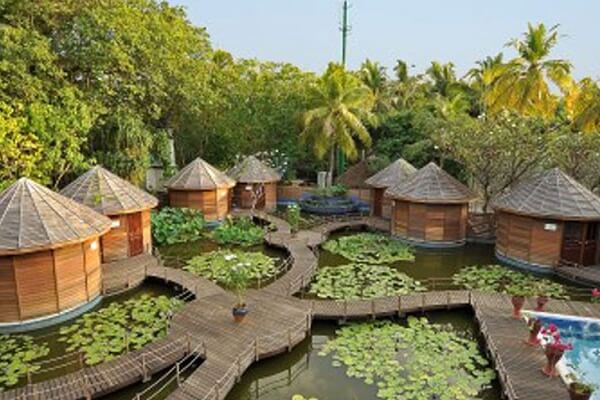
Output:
[
  {"xmin": 6, "ymin": 213, "xmax": 600, "ymax": 400},
  {"xmin": 556, "ymin": 264, "xmax": 600, "ymax": 287}
]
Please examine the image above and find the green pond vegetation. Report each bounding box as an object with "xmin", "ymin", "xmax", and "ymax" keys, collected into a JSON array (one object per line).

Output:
[
  {"xmin": 211, "ymin": 217, "xmax": 266, "ymax": 247},
  {"xmin": 322, "ymin": 233, "xmax": 415, "ymax": 264},
  {"xmin": 151, "ymin": 207, "xmax": 205, "ymax": 246},
  {"xmin": 184, "ymin": 249, "xmax": 277, "ymax": 285},
  {"xmin": 59, "ymin": 295, "xmax": 183, "ymax": 365},
  {"xmin": 319, "ymin": 318, "xmax": 495, "ymax": 400},
  {"xmin": 308, "ymin": 263, "xmax": 425, "ymax": 300},
  {"xmin": 0, "ymin": 334, "xmax": 50, "ymax": 390},
  {"xmin": 452, "ymin": 265, "xmax": 569, "ymax": 299}
]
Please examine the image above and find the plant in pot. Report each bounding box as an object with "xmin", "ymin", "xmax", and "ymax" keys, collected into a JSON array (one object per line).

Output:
[
  {"xmin": 591, "ymin": 288, "xmax": 600, "ymax": 304},
  {"xmin": 566, "ymin": 369, "xmax": 597, "ymax": 400},
  {"xmin": 506, "ymin": 283, "xmax": 529, "ymax": 319},
  {"xmin": 540, "ymin": 324, "xmax": 573, "ymax": 377},
  {"xmin": 223, "ymin": 263, "xmax": 251, "ymax": 323},
  {"xmin": 525, "ymin": 317, "xmax": 542, "ymax": 346},
  {"xmin": 287, "ymin": 204, "xmax": 301, "ymax": 236}
]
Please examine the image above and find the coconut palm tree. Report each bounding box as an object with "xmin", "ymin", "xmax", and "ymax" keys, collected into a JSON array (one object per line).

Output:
[
  {"xmin": 300, "ymin": 63, "xmax": 375, "ymax": 178},
  {"xmin": 358, "ymin": 59, "xmax": 389, "ymax": 112},
  {"xmin": 465, "ymin": 53, "xmax": 506, "ymax": 112},
  {"xmin": 426, "ymin": 61, "xmax": 458, "ymax": 97},
  {"xmin": 487, "ymin": 23, "xmax": 572, "ymax": 118}
]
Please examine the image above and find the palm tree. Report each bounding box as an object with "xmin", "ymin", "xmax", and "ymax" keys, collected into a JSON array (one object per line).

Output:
[
  {"xmin": 570, "ymin": 78, "xmax": 600, "ymax": 133},
  {"xmin": 487, "ymin": 23, "xmax": 572, "ymax": 118},
  {"xmin": 300, "ymin": 63, "xmax": 375, "ymax": 178},
  {"xmin": 465, "ymin": 53, "xmax": 506, "ymax": 112},
  {"xmin": 426, "ymin": 61, "xmax": 457, "ymax": 97},
  {"xmin": 394, "ymin": 59, "xmax": 409, "ymax": 83},
  {"xmin": 358, "ymin": 59, "xmax": 389, "ymax": 112}
]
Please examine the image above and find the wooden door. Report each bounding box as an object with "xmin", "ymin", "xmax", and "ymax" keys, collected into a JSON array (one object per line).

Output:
[
  {"xmin": 372, "ymin": 189, "xmax": 383, "ymax": 217},
  {"xmin": 561, "ymin": 222, "xmax": 584, "ymax": 266},
  {"xmin": 127, "ymin": 212, "xmax": 144, "ymax": 257},
  {"xmin": 582, "ymin": 222, "xmax": 598, "ymax": 266}
]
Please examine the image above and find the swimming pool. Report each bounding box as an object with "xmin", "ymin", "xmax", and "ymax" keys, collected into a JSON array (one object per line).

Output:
[{"xmin": 527, "ymin": 312, "xmax": 600, "ymax": 399}]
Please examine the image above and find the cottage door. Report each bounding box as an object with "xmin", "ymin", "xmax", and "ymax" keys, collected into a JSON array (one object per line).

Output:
[
  {"xmin": 561, "ymin": 222, "xmax": 584, "ymax": 266},
  {"xmin": 582, "ymin": 222, "xmax": 598, "ymax": 266},
  {"xmin": 127, "ymin": 212, "xmax": 144, "ymax": 256}
]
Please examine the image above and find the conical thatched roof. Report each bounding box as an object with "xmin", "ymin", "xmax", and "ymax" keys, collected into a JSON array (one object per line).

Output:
[
  {"xmin": 60, "ymin": 166, "xmax": 158, "ymax": 215},
  {"xmin": 227, "ymin": 155, "xmax": 281, "ymax": 183},
  {"xmin": 492, "ymin": 168, "xmax": 600, "ymax": 220},
  {"xmin": 336, "ymin": 158, "xmax": 375, "ymax": 189},
  {"xmin": 165, "ymin": 157, "xmax": 236, "ymax": 191},
  {"xmin": 0, "ymin": 178, "xmax": 111, "ymax": 255},
  {"xmin": 385, "ymin": 162, "xmax": 476, "ymax": 203},
  {"xmin": 365, "ymin": 158, "xmax": 417, "ymax": 189}
]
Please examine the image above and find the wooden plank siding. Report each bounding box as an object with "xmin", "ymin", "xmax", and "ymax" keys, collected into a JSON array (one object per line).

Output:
[
  {"xmin": 0, "ymin": 237, "xmax": 102, "ymax": 323},
  {"xmin": 101, "ymin": 214, "xmax": 129, "ymax": 262},
  {"xmin": 392, "ymin": 200, "xmax": 468, "ymax": 243},
  {"xmin": 233, "ymin": 182, "xmax": 277, "ymax": 211},
  {"xmin": 168, "ymin": 188, "xmax": 231, "ymax": 221},
  {"xmin": 495, "ymin": 211, "xmax": 563, "ymax": 268}
]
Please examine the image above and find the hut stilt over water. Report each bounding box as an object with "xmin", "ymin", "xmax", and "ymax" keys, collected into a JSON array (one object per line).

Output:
[
  {"xmin": 0, "ymin": 178, "xmax": 111, "ymax": 330},
  {"xmin": 385, "ymin": 162, "xmax": 476, "ymax": 247},
  {"xmin": 365, "ymin": 158, "xmax": 416, "ymax": 218},
  {"xmin": 165, "ymin": 157, "xmax": 236, "ymax": 221},
  {"xmin": 227, "ymin": 156, "xmax": 281, "ymax": 211},
  {"xmin": 60, "ymin": 166, "xmax": 158, "ymax": 263},
  {"xmin": 492, "ymin": 168, "xmax": 600, "ymax": 272}
]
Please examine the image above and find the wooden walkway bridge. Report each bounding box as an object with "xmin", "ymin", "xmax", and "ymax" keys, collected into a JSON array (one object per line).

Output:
[{"xmin": 5, "ymin": 213, "xmax": 600, "ymax": 400}]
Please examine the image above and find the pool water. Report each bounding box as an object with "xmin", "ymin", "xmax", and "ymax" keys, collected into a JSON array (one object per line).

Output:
[{"xmin": 529, "ymin": 312, "xmax": 600, "ymax": 399}]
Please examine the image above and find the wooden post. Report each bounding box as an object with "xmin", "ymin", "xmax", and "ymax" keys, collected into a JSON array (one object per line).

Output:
[
  {"xmin": 446, "ymin": 291, "xmax": 451, "ymax": 310},
  {"xmin": 421, "ymin": 293, "xmax": 426, "ymax": 313},
  {"xmin": 26, "ymin": 370, "xmax": 32, "ymax": 385},
  {"xmin": 343, "ymin": 300, "xmax": 348, "ymax": 318},
  {"xmin": 142, "ymin": 353, "xmax": 150, "ymax": 382},
  {"xmin": 176, "ymin": 362, "xmax": 181, "ymax": 386}
]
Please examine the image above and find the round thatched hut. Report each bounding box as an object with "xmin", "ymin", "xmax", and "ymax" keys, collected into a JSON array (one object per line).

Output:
[
  {"xmin": 492, "ymin": 168, "xmax": 600, "ymax": 272},
  {"xmin": 365, "ymin": 158, "xmax": 416, "ymax": 218},
  {"xmin": 0, "ymin": 178, "xmax": 111, "ymax": 327},
  {"xmin": 165, "ymin": 157, "xmax": 236, "ymax": 221},
  {"xmin": 385, "ymin": 162, "xmax": 476, "ymax": 247},
  {"xmin": 61, "ymin": 166, "xmax": 158, "ymax": 263},
  {"xmin": 228, "ymin": 156, "xmax": 281, "ymax": 211}
]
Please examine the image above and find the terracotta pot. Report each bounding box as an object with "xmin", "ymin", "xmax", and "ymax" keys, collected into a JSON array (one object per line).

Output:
[
  {"xmin": 535, "ymin": 296, "xmax": 550, "ymax": 311},
  {"xmin": 511, "ymin": 296, "xmax": 525, "ymax": 319},
  {"xmin": 568, "ymin": 384, "xmax": 593, "ymax": 400},
  {"xmin": 232, "ymin": 305, "xmax": 248, "ymax": 323},
  {"xmin": 542, "ymin": 346, "xmax": 564, "ymax": 377},
  {"xmin": 525, "ymin": 319, "xmax": 542, "ymax": 346}
]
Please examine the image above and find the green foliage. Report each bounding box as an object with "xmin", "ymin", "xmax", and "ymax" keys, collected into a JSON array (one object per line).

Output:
[
  {"xmin": 286, "ymin": 204, "xmax": 301, "ymax": 233},
  {"xmin": 452, "ymin": 265, "xmax": 569, "ymax": 299},
  {"xmin": 59, "ymin": 295, "xmax": 182, "ymax": 365},
  {"xmin": 312, "ymin": 184, "xmax": 348, "ymax": 198},
  {"xmin": 211, "ymin": 217, "xmax": 265, "ymax": 247},
  {"xmin": 319, "ymin": 318, "xmax": 495, "ymax": 400},
  {"xmin": 151, "ymin": 207, "xmax": 205, "ymax": 246},
  {"xmin": 322, "ymin": 233, "xmax": 415, "ymax": 264},
  {"xmin": 0, "ymin": 335, "xmax": 49, "ymax": 389},
  {"xmin": 308, "ymin": 264, "xmax": 425, "ymax": 300},
  {"xmin": 184, "ymin": 250, "xmax": 277, "ymax": 286},
  {"xmin": 292, "ymin": 396, "xmax": 317, "ymax": 400}
]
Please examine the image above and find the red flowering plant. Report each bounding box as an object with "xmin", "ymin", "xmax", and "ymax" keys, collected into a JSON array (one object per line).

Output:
[
  {"xmin": 591, "ymin": 288, "xmax": 600, "ymax": 304},
  {"xmin": 540, "ymin": 323, "xmax": 574, "ymax": 352}
]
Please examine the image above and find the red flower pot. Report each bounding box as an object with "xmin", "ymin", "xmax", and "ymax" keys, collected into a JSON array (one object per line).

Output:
[
  {"xmin": 232, "ymin": 305, "xmax": 248, "ymax": 323},
  {"xmin": 542, "ymin": 347, "xmax": 564, "ymax": 377},
  {"xmin": 526, "ymin": 319, "xmax": 542, "ymax": 346},
  {"xmin": 511, "ymin": 296, "xmax": 525, "ymax": 319},
  {"xmin": 535, "ymin": 296, "xmax": 549, "ymax": 311},
  {"xmin": 568, "ymin": 384, "xmax": 593, "ymax": 400}
]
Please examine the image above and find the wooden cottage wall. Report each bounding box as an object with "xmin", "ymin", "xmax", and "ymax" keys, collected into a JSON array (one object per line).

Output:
[
  {"xmin": 408, "ymin": 203, "xmax": 427, "ymax": 240},
  {"xmin": 234, "ymin": 183, "xmax": 253, "ymax": 209},
  {"xmin": 101, "ymin": 214, "xmax": 129, "ymax": 263},
  {"xmin": 0, "ymin": 237, "xmax": 102, "ymax": 323},
  {"xmin": 371, "ymin": 188, "xmax": 384, "ymax": 217},
  {"xmin": 216, "ymin": 188, "xmax": 231, "ymax": 220},
  {"xmin": 169, "ymin": 189, "xmax": 225, "ymax": 221},
  {"xmin": 264, "ymin": 182, "xmax": 277, "ymax": 211},
  {"xmin": 392, "ymin": 201, "xmax": 467, "ymax": 243},
  {"xmin": 142, "ymin": 209, "xmax": 152, "ymax": 253},
  {"xmin": 392, "ymin": 200, "xmax": 409, "ymax": 236},
  {"xmin": 495, "ymin": 212, "xmax": 563, "ymax": 268},
  {"xmin": 0, "ymin": 257, "xmax": 20, "ymax": 322}
]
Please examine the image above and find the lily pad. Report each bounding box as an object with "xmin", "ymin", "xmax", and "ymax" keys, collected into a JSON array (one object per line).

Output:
[
  {"xmin": 0, "ymin": 335, "xmax": 49, "ymax": 390},
  {"xmin": 322, "ymin": 233, "xmax": 415, "ymax": 264}
]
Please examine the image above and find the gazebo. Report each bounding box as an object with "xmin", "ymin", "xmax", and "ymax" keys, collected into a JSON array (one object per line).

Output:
[
  {"xmin": 227, "ymin": 156, "xmax": 281, "ymax": 211},
  {"xmin": 365, "ymin": 158, "xmax": 416, "ymax": 218},
  {"xmin": 492, "ymin": 168, "xmax": 600, "ymax": 272},
  {"xmin": 165, "ymin": 157, "xmax": 236, "ymax": 221},
  {"xmin": 61, "ymin": 166, "xmax": 158, "ymax": 263},
  {"xmin": 385, "ymin": 162, "xmax": 476, "ymax": 247},
  {"xmin": 0, "ymin": 178, "xmax": 111, "ymax": 328}
]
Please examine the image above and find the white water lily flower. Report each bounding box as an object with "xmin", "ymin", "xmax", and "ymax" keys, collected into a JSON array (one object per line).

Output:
[{"xmin": 224, "ymin": 254, "xmax": 237, "ymax": 261}]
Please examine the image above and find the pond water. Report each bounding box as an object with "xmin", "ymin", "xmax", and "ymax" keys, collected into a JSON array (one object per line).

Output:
[{"xmin": 226, "ymin": 310, "xmax": 502, "ymax": 400}]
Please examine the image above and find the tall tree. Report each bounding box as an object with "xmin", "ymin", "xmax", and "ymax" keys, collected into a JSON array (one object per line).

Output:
[
  {"xmin": 465, "ymin": 53, "xmax": 506, "ymax": 113},
  {"xmin": 358, "ymin": 59, "xmax": 389, "ymax": 112},
  {"xmin": 487, "ymin": 23, "xmax": 572, "ymax": 118},
  {"xmin": 426, "ymin": 61, "xmax": 458, "ymax": 97},
  {"xmin": 300, "ymin": 64, "xmax": 375, "ymax": 178}
]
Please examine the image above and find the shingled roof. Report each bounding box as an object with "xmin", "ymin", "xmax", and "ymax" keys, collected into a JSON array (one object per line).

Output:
[
  {"xmin": 227, "ymin": 155, "xmax": 281, "ymax": 183},
  {"xmin": 385, "ymin": 162, "xmax": 476, "ymax": 203},
  {"xmin": 365, "ymin": 158, "xmax": 417, "ymax": 189},
  {"xmin": 336, "ymin": 158, "xmax": 375, "ymax": 189},
  {"xmin": 60, "ymin": 166, "xmax": 158, "ymax": 215},
  {"xmin": 165, "ymin": 157, "xmax": 236, "ymax": 191},
  {"xmin": 492, "ymin": 168, "xmax": 600, "ymax": 220},
  {"xmin": 0, "ymin": 178, "xmax": 111, "ymax": 255}
]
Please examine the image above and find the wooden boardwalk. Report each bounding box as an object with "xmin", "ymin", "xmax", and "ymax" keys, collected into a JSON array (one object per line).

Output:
[
  {"xmin": 556, "ymin": 264, "xmax": 600, "ymax": 287},
  {"xmin": 6, "ymin": 213, "xmax": 600, "ymax": 400}
]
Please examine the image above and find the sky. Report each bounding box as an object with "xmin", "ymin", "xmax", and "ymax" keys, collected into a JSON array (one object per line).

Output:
[{"xmin": 170, "ymin": 0, "xmax": 599, "ymax": 80}]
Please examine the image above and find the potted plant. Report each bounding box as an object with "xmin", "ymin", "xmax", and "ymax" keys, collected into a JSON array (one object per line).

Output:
[
  {"xmin": 506, "ymin": 283, "xmax": 528, "ymax": 319},
  {"xmin": 525, "ymin": 317, "xmax": 542, "ymax": 346},
  {"xmin": 534, "ymin": 282, "xmax": 550, "ymax": 311},
  {"xmin": 566, "ymin": 370, "xmax": 597, "ymax": 400},
  {"xmin": 287, "ymin": 204, "xmax": 301, "ymax": 236},
  {"xmin": 223, "ymin": 264, "xmax": 251, "ymax": 323},
  {"xmin": 540, "ymin": 324, "xmax": 573, "ymax": 377},
  {"xmin": 591, "ymin": 288, "xmax": 600, "ymax": 304}
]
